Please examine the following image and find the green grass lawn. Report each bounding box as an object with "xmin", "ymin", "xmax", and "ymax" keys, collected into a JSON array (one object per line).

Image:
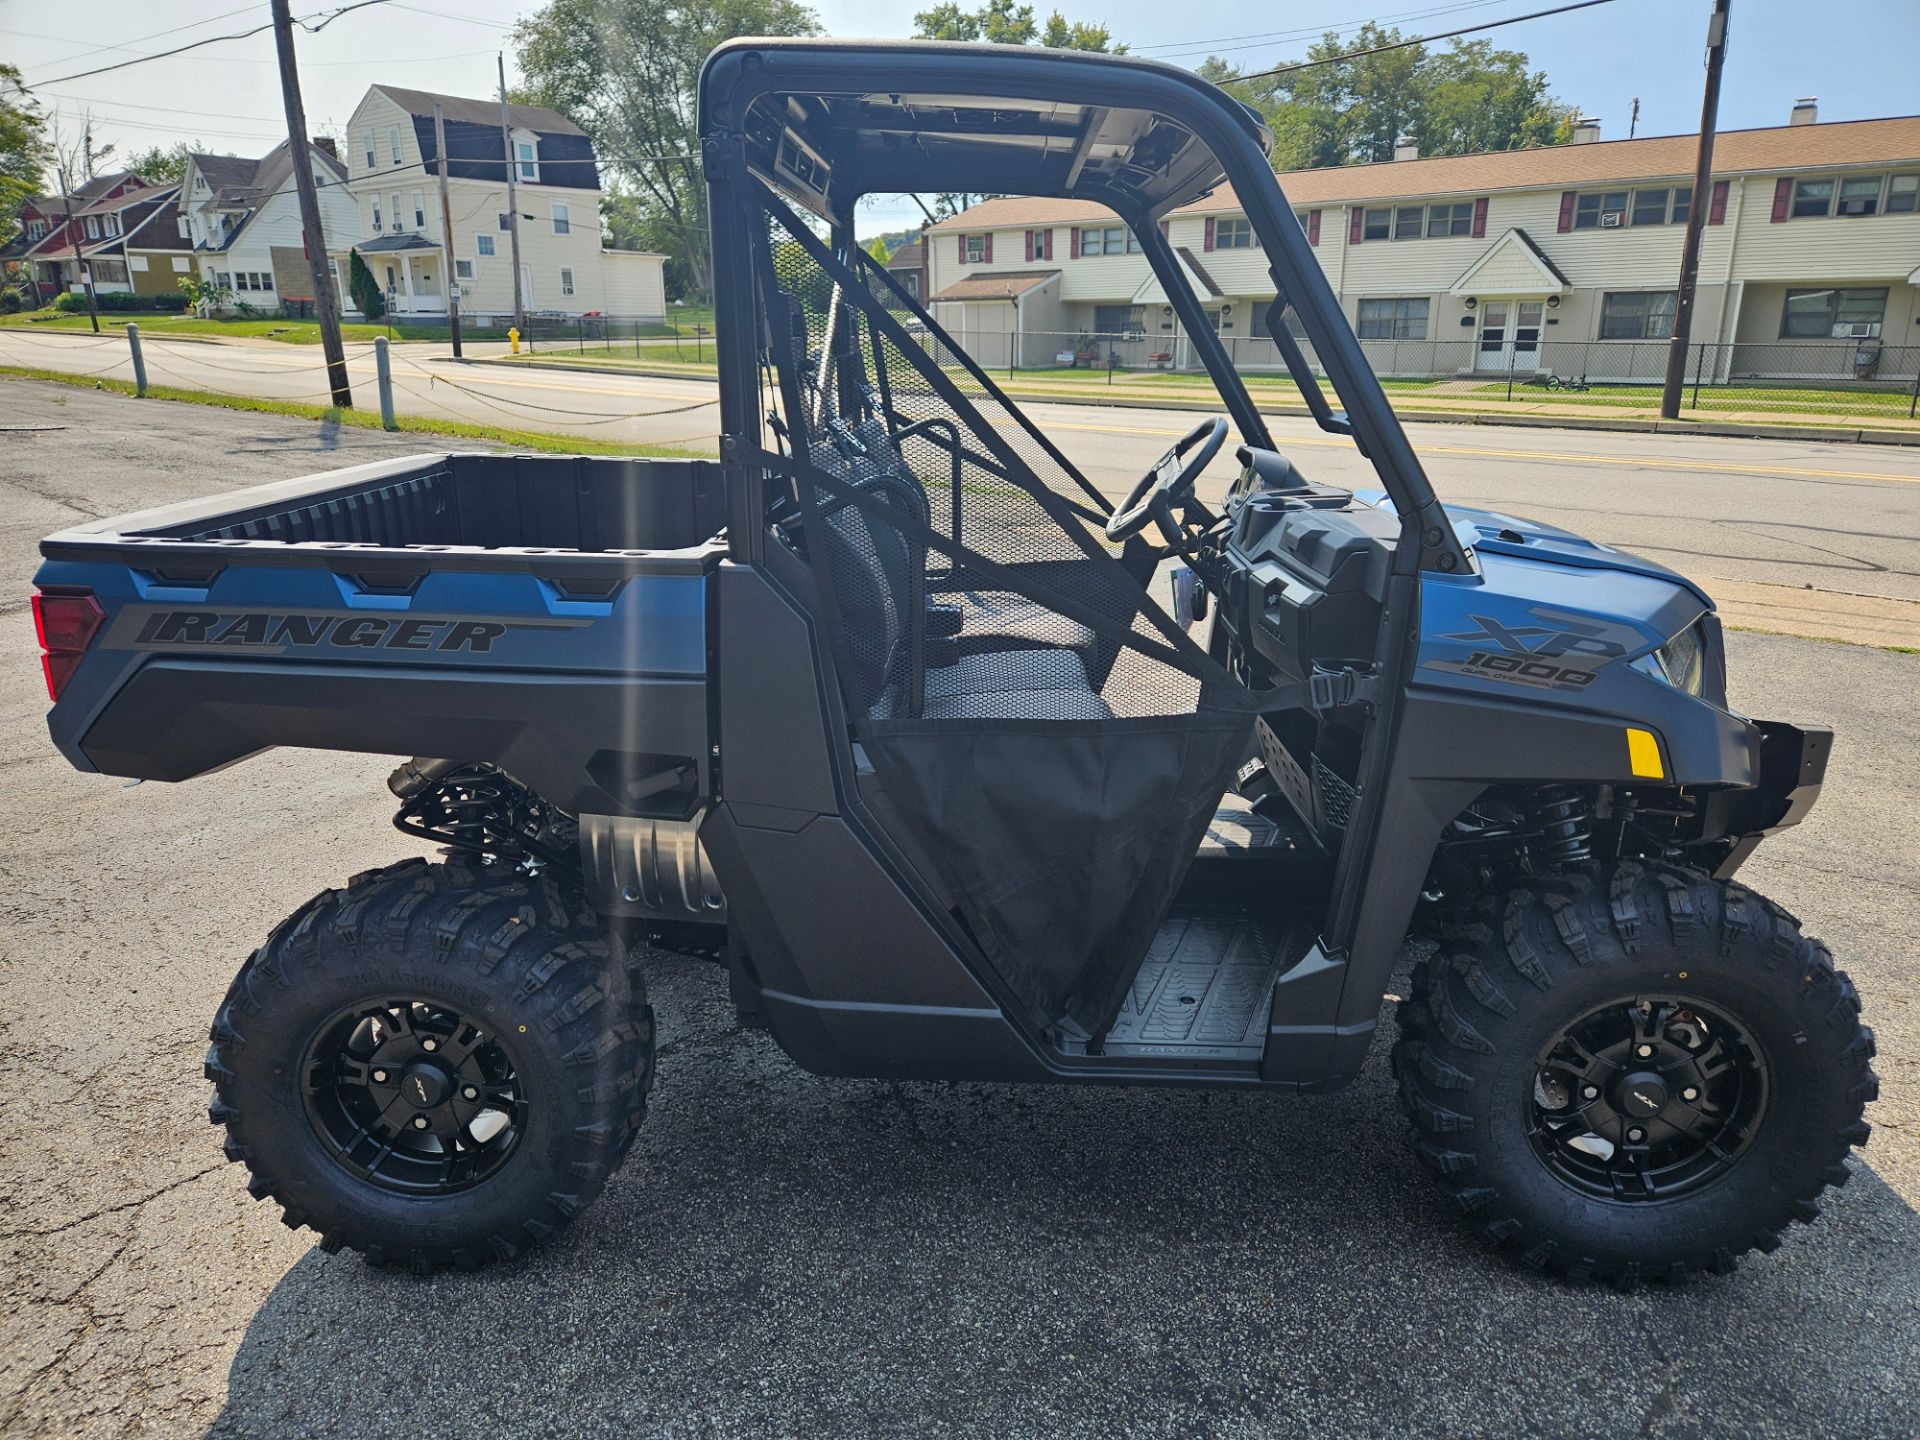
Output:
[
  {"xmin": 0, "ymin": 309, "xmax": 520, "ymax": 346},
  {"xmin": 1463, "ymin": 379, "xmax": 1918, "ymax": 415}
]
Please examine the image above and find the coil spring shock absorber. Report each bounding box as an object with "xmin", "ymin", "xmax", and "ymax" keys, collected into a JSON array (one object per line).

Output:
[{"xmin": 1525, "ymin": 785, "xmax": 1593, "ymax": 868}]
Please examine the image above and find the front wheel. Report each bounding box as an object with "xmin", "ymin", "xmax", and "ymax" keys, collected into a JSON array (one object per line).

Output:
[
  {"xmin": 205, "ymin": 856, "xmax": 654, "ymax": 1271},
  {"xmin": 1394, "ymin": 863, "xmax": 1876, "ymax": 1286}
]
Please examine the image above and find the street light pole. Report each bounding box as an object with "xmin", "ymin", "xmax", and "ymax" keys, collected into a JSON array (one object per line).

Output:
[
  {"xmin": 1660, "ymin": 0, "xmax": 1732, "ymax": 420},
  {"xmin": 269, "ymin": 0, "xmax": 352, "ymax": 408}
]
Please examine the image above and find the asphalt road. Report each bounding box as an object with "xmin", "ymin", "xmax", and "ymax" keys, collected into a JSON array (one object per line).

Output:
[
  {"xmin": 0, "ymin": 384, "xmax": 1916, "ymax": 1439},
  {"xmin": 4, "ymin": 326, "xmax": 1917, "ymax": 646}
]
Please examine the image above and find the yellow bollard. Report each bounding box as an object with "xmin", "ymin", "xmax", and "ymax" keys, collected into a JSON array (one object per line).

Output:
[{"xmin": 508, "ymin": 326, "xmax": 520, "ymax": 354}]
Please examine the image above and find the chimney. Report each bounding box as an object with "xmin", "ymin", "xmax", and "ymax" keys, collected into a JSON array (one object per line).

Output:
[
  {"xmin": 1790, "ymin": 97, "xmax": 1818, "ymax": 126},
  {"xmin": 311, "ymin": 136, "xmax": 338, "ymax": 159},
  {"xmin": 1572, "ymin": 117, "xmax": 1602, "ymax": 144},
  {"xmin": 1393, "ymin": 135, "xmax": 1419, "ymax": 162}
]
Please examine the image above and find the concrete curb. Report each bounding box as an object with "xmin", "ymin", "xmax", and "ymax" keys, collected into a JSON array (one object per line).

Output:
[{"xmin": 446, "ymin": 354, "xmax": 1920, "ymax": 448}]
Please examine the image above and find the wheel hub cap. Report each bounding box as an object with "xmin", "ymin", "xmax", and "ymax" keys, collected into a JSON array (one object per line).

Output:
[
  {"xmin": 1615, "ymin": 1071, "xmax": 1669, "ymax": 1119},
  {"xmin": 401, "ymin": 1061, "xmax": 451, "ymax": 1109}
]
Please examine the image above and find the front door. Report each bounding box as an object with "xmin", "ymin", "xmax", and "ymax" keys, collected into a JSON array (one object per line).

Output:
[{"xmin": 1478, "ymin": 300, "xmax": 1545, "ymax": 371}]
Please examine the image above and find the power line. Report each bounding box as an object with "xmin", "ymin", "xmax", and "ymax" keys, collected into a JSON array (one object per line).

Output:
[
  {"xmin": 25, "ymin": 0, "xmax": 394, "ymax": 88},
  {"xmin": 1231, "ymin": 0, "xmax": 1619, "ymax": 82},
  {"xmin": 1133, "ymin": 0, "xmax": 1512, "ymax": 58},
  {"xmin": 2, "ymin": 5, "xmax": 265, "ymax": 71}
]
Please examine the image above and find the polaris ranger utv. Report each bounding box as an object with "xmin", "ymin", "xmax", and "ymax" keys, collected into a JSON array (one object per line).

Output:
[{"xmin": 33, "ymin": 39, "xmax": 1874, "ymax": 1284}]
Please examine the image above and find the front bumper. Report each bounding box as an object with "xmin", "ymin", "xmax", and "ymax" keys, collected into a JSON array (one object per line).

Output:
[{"xmin": 1705, "ymin": 719, "xmax": 1832, "ymax": 879}]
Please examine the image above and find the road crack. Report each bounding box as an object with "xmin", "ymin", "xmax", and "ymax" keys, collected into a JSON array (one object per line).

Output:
[{"xmin": 0, "ymin": 1165, "xmax": 221, "ymax": 1239}]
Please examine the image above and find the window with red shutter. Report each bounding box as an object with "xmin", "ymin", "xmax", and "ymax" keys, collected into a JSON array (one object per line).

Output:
[
  {"xmin": 1471, "ymin": 197, "xmax": 1488, "ymax": 238},
  {"xmin": 983, "ymin": 232, "xmax": 993, "ymax": 263},
  {"xmin": 1770, "ymin": 177, "xmax": 1792, "ymax": 222},
  {"xmin": 1203, "ymin": 216, "xmax": 1215, "ymax": 251},
  {"xmin": 1348, "ymin": 208, "xmax": 1364, "ymax": 245},
  {"xmin": 1708, "ymin": 180, "xmax": 1729, "ymax": 224},
  {"xmin": 1556, "ymin": 192, "xmax": 1576, "ymax": 232},
  {"xmin": 1306, "ymin": 209, "xmax": 1320, "ymax": 246},
  {"xmin": 1069, "ymin": 228, "xmax": 1080, "ymax": 258}
]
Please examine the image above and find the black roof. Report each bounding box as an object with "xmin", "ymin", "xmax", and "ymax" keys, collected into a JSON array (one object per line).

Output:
[{"xmin": 374, "ymin": 85, "xmax": 601, "ymax": 193}]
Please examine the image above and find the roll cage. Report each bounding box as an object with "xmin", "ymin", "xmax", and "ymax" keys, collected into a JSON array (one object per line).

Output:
[{"xmin": 697, "ymin": 37, "xmax": 1475, "ymax": 578}]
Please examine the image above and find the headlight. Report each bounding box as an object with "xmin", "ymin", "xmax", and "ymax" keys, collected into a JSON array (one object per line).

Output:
[{"xmin": 1651, "ymin": 621, "xmax": 1706, "ymax": 695}]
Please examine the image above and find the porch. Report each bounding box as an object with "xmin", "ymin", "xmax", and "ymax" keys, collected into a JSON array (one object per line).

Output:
[{"xmin": 358, "ymin": 234, "xmax": 448, "ymax": 316}]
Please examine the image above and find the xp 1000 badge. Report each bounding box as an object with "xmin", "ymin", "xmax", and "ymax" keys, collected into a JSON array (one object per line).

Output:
[{"xmin": 1424, "ymin": 608, "xmax": 1642, "ymax": 693}]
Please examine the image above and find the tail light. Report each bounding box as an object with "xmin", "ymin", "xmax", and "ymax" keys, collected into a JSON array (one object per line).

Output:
[{"xmin": 31, "ymin": 590, "xmax": 106, "ymax": 703}]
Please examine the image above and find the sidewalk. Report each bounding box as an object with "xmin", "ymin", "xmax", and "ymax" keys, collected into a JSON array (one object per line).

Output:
[{"xmin": 476, "ymin": 351, "xmax": 1920, "ymax": 446}]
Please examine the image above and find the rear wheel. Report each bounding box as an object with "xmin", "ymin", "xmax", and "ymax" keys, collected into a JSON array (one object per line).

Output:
[
  {"xmin": 206, "ymin": 856, "xmax": 654, "ymax": 1271},
  {"xmin": 1394, "ymin": 862, "xmax": 1876, "ymax": 1286}
]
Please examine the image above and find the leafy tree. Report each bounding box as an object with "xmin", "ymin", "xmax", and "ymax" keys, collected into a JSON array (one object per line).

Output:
[
  {"xmin": 127, "ymin": 142, "xmax": 198, "ymax": 186},
  {"xmin": 177, "ymin": 273, "xmax": 232, "ymax": 317},
  {"xmin": 910, "ymin": 5, "xmax": 1124, "ymax": 216},
  {"xmin": 346, "ymin": 249, "xmax": 385, "ymax": 320},
  {"xmin": 514, "ymin": 0, "xmax": 821, "ymax": 301},
  {"xmin": 1201, "ymin": 26, "xmax": 1574, "ymax": 171},
  {"xmin": 1, "ymin": 65, "xmax": 52, "ymax": 249},
  {"xmin": 866, "ymin": 235, "xmax": 890, "ymax": 264}
]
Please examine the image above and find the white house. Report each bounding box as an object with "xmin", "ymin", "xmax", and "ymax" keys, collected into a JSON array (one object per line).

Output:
[
  {"xmin": 923, "ymin": 106, "xmax": 1920, "ymax": 383},
  {"xmin": 340, "ymin": 84, "xmax": 663, "ymax": 323},
  {"xmin": 179, "ymin": 140, "xmax": 361, "ymax": 314}
]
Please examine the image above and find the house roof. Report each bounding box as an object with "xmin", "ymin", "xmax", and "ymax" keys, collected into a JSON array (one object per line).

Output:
[
  {"xmin": 930, "ymin": 268, "xmax": 1060, "ymax": 302},
  {"xmin": 372, "ymin": 85, "xmax": 587, "ymax": 137},
  {"xmin": 356, "ymin": 233, "xmax": 439, "ymax": 253},
  {"xmin": 885, "ymin": 239, "xmax": 925, "ymax": 268},
  {"xmin": 927, "ymin": 114, "xmax": 1920, "ymax": 228},
  {"xmin": 368, "ymin": 84, "xmax": 603, "ymax": 193},
  {"xmin": 71, "ymin": 183, "xmax": 175, "ymax": 218},
  {"xmin": 187, "ymin": 142, "xmax": 348, "ymax": 253}
]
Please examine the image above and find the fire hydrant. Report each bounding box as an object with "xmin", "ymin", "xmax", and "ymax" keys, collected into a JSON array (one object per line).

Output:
[{"xmin": 508, "ymin": 326, "xmax": 520, "ymax": 355}]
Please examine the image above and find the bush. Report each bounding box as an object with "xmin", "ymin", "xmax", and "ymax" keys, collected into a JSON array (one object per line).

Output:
[
  {"xmin": 0, "ymin": 287, "xmax": 22, "ymax": 314},
  {"xmin": 348, "ymin": 249, "xmax": 385, "ymax": 320},
  {"xmin": 97, "ymin": 293, "xmax": 149, "ymax": 313},
  {"xmin": 53, "ymin": 291, "xmax": 90, "ymax": 313},
  {"xmin": 147, "ymin": 292, "xmax": 188, "ymax": 312}
]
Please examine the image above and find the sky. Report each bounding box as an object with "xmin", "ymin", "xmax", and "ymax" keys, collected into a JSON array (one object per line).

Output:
[{"xmin": 5, "ymin": 0, "xmax": 1917, "ymax": 236}]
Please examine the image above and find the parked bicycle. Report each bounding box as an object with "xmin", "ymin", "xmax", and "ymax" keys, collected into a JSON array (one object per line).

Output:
[{"xmin": 1542, "ymin": 371, "xmax": 1592, "ymax": 392}]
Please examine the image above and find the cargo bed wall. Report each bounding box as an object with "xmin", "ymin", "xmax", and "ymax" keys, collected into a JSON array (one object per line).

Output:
[{"xmin": 137, "ymin": 454, "xmax": 727, "ymax": 554}]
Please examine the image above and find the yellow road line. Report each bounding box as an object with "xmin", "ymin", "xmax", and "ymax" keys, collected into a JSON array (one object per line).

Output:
[{"xmin": 1029, "ymin": 416, "xmax": 1920, "ymax": 486}]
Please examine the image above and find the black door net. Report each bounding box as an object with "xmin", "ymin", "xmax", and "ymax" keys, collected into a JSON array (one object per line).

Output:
[{"xmin": 752, "ymin": 185, "xmax": 1257, "ymax": 1037}]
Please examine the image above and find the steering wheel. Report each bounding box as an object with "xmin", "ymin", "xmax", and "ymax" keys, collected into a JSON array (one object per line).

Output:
[{"xmin": 1104, "ymin": 416, "xmax": 1230, "ymax": 544}]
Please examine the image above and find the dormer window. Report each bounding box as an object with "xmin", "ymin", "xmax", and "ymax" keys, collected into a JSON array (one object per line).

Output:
[
  {"xmin": 84, "ymin": 216, "xmax": 100, "ymax": 240},
  {"xmin": 512, "ymin": 131, "xmax": 539, "ymax": 182},
  {"xmin": 26, "ymin": 220, "xmax": 44, "ymax": 241}
]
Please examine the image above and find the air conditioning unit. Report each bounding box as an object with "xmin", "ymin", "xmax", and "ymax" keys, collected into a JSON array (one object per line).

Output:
[
  {"xmin": 391, "ymin": 222, "xmax": 404, "ymax": 234},
  {"xmin": 1832, "ymin": 321, "xmax": 1881, "ymax": 338},
  {"xmin": 1599, "ymin": 211, "xmax": 1624, "ymax": 227}
]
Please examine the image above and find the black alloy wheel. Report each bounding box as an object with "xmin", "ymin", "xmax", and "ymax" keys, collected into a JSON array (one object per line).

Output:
[
  {"xmin": 301, "ymin": 998, "xmax": 527, "ymax": 1195},
  {"xmin": 1528, "ymin": 995, "xmax": 1767, "ymax": 1203}
]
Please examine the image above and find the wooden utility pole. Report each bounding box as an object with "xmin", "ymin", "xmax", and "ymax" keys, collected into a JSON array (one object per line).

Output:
[
  {"xmin": 1660, "ymin": 0, "xmax": 1731, "ymax": 419},
  {"xmin": 269, "ymin": 0, "xmax": 352, "ymax": 408},
  {"xmin": 498, "ymin": 54, "xmax": 527, "ymax": 337},
  {"xmin": 56, "ymin": 169, "xmax": 101, "ymax": 333},
  {"xmin": 432, "ymin": 103, "xmax": 464, "ymax": 357}
]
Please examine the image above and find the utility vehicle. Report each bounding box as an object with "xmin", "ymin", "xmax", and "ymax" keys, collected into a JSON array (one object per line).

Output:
[{"xmin": 33, "ymin": 40, "xmax": 1874, "ymax": 1284}]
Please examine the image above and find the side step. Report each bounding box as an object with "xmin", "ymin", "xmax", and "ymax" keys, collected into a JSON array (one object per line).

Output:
[{"xmin": 1101, "ymin": 912, "xmax": 1312, "ymax": 1062}]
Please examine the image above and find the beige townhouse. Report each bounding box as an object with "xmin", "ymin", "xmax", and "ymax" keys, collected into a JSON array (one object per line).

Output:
[{"xmin": 922, "ymin": 104, "xmax": 1920, "ymax": 385}]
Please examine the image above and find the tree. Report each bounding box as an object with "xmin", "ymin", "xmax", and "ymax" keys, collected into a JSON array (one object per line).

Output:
[
  {"xmin": 1, "ymin": 65, "xmax": 52, "ymax": 249},
  {"xmin": 127, "ymin": 142, "xmax": 198, "ymax": 186},
  {"xmin": 909, "ymin": 5, "xmax": 1125, "ymax": 216},
  {"xmin": 514, "ymin": 0, "xmax": 821, "ymax": 301},
  {"xmin": 177, "ymin": 273, "xmax": 232, "ymax": 317},
  {"xmin": 346, "ymin": 249, "xmax": 385, "ymax": 320},
  {"xmin": 1200, "ymin": 26, "xmax": 1574, "ymax": 171},
  {"xmin": 866, "ymin": 235, "xmax": 891, "ymax": 265},
  {"xmin": 602, "ymin": 185, "xmax": 696, "ymax": 300}
]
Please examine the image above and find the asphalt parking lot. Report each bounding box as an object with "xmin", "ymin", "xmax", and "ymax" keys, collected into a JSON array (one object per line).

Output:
[{"xmin": 0, "ymin": 383, "xmax": 1915, "ymax": 1438}]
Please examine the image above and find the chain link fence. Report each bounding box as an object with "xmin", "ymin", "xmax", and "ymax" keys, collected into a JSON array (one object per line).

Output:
[{"xmin": 916, "ymin": 323, "xmax": 1920, "ymax": 421}]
